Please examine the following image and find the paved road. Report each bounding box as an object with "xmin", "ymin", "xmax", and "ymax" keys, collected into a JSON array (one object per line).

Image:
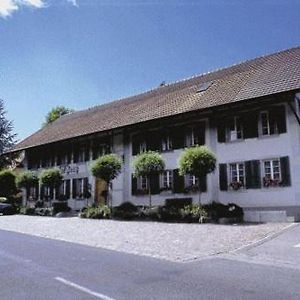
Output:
[{"xmin": 1, "ymin": 226, "xmax": 300, "ymax": 300}]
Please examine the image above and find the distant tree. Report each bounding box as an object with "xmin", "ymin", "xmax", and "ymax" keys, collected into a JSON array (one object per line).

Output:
[
  {"xmin": 179, "ymin": 146, "xmax": 216, "ymax": 205},
  {"xmin": 40, "ymin": 168, "xmax": 63, "ymax": 205},
  {"xmin": 43, "ymin": 106, "xmax": 74, "ymax": 126},
  {"xmin": 0, "ymin": 170, "xmax": 17, "ymax": 201},
  {"xmin": 133, "ymin": 151, "xmax": 165, "ymax": 207},
  {"xmin": 91, "ymin": 154, "xmax": 122, "ymax": 206},
  {"xmin": 0, "ymin": 99, "xmax": 17, "ymax": 169}
]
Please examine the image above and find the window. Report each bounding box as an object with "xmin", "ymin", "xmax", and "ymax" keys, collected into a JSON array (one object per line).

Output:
[
  {"xmin": 186, "ymin": 174, "xmax": 199, "ymax": 187},
  {"xmin": 59, "ymin": 180, "xmax": 70, "ymax": 199},
  {"xmin": 139, "ymin": 141, "xmax": 147, "ymax": 154},
  {"xmin": 161, "ymin": 135, "xmax": 172, "ymax": 151},
  {"xmin": 161, "ymin": 170, "xmax": 173, "ymax": 190},
  {"xmin": 137, "ymin": 176, "xmax": 148, "ymax": 190},
  {"xmin": 260, "ymin": 111, "xmax": 278, "ymax": 136},
  {"xmin": 228, "ymin": 117, "xmax": 243, "ymax": 141},
  {"xmin": 93, "ymin": 144, "xmax": 110, "ymax": 160},
  {"xmin": 263, "ymin": 159, "xmax": 281, "ymax": 187},
  {"xmin": 185, "ymin": 129, "xmax": 197, "ymax": 147},
  {"xmin": 28, "ymin": 186, "xmax": 38, "ymax": 201},
  {"xmin": 73, "ymin": 178, "xmax": 89, "ymax": 199},
  {"xmin": 229, "ymin": 163, "xmax": 245, "ymax": 190}
]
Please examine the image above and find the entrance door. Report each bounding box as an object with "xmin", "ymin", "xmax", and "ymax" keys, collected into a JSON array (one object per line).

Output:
[{"xmin": 95, "ymin": 178, "xmax": 108, "ymax": 205}]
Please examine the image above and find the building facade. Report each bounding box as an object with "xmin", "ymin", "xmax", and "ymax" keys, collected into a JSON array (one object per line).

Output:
[{"xmin": 11, "ymin": 46, "xmax": 300, "ymax": 222}]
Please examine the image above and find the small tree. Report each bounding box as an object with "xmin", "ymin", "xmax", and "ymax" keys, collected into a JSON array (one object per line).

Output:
[
  {"xmin": 40, "ymin": 168, "xmax": 63, "ymax": 205},
  {"xmin": 0, "ymin": 170, "xmax": 17, "ymax": 202},
  {"xmin": 91, "ymin": 154, "xmax": 122, "ymax": 206},
  {"xmin": 179, "ymin": 146, "xmax": 216, "ymax": 206},
  {"xmin": 16, "ymin": 171, "xmax": 39, "ymax": 205},
  {"xmin": 43, "ymin": 106, "xmax": 74, "ymax": 127},
  {"xmin": 0, "ymin": 99, "xmax": 17, "ymax": 169},
  {"xmin": 133, "ymin": 151, "xmax": 165, "ymax": 208}
]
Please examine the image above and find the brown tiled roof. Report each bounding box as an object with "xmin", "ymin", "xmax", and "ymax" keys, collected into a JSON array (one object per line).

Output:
[{"xmin": 13, "ymin": 46, "xmax": 300, "ymax": 152}]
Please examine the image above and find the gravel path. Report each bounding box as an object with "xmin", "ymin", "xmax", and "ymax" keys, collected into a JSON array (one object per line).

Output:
[{"xmin": 0, "ymin": 215, "xmax": 292, "ymax": 262}]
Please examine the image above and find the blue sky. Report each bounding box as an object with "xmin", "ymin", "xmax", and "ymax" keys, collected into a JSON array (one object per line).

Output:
[{"xmin": 0, "ymin": 0, "xmax": 300, "ymax": 142}]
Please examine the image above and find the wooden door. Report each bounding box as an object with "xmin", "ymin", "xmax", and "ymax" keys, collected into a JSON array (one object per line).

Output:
[{"xmin": 95, "ymin": 178, "xmax": 108, "ymax": 205}]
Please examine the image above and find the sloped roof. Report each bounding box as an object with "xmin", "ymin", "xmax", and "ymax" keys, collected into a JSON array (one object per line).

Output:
[{"xmin": 13, "ymin": 46, "xmax": 300, "ymax": 152}]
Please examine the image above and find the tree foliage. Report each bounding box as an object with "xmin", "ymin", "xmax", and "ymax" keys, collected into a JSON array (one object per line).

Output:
[
  {"xmin": 0, "ymin": 169, "xmax": 17, "ymax": 199},
  {"xmin": 91, "ymin": 154, "xmax": 122, "ymax": 183},
  {"xmin": 133, "ymin": 151, "xmax": 165, "ymax": 178},
  {"xmin": 16, "ymin": 171, "xmax": 39, "ymax": 189},
  {"xmin": 179, "ymin": 146, "xmax": 216, "ymax": 205},
  {"xmin": 179, "ymin": 146, "xmax": 216, "ymax": 178},
  {"xmin": 40, "ymin": 168, "xmax": 63, "ymax": 188},
  {"xmin": 43, "ymin": 106, "xmax": 74, "ymax": 126},
  {"xmin": 133, "ymin": 151, "xmax": 165, "ymax": 207},
  {"xmin": 0, "ymin": 100, "xmax": 17, "ymax": 169}
]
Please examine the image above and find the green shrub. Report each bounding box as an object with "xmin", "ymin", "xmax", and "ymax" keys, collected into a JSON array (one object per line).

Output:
[
  {"xmin": 138, "ymin": 206, "xmax": 161, "ymax": 220},
  {"xmin": 0, "ymin": 170, "xmax": 17, "ymax": 200},
  {"xmin": 35, "ymin": 207, "xmax": 53, "ymax": 216},
  {"xmin": 52, "ymin": 202, "xmax": 71, "ymax": 215},
  {"xmin": 112, "ymin": 202, "xmax": 138, "ymax": 220},
  {"xmin": 80, "ymin": 205, "xmax": 111, "ymax": 219},
  {"xmin": 180, "ymin": 204, "xmax": 208, "ymax": 223},
  {"xmin": 19, "ymin": 206, "xmax": 35, "ymax": 215},
  {"xmin": 204, "ymin": 202, "xmax": 243, "ymax": 221}
]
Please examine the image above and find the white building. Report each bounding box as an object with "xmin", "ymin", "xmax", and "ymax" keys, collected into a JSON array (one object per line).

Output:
[{"xmin": 10, "ymin": 46, "xmax": 300, "ymax": 222}]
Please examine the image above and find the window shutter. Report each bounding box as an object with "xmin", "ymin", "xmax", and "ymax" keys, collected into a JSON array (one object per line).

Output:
[
  {"xmin": 245, "ymin": 160, "xmax": 261, "ymax": 189},
  {"xmin": 269, "ymin": 105, "xmax": 286, "ymax": 134},
  {"xmin": 194, "ymin": 122, "xmax": 206, "ymax": 145},
  {"xmin": 147, "ymin": 131, "xmax": 160, "ymax": 152},
  {"xmin": 50, "ymin": 187, "xmax": 54, "ymax": 200},
  {"xmin": 280, "ymin": 156, "xmax": 291, "ymax": 186},
  {"xmin": 199, "ymin": 175, "xmax": 207, "ymax": 192},
  {"xmin": 219, "ymin": 164, "xmax": 228, "ymax": 191},
  {"xmin": 132, "ymin": 135, "xmax": 140, "ymax": 156},
  {"xmin": 151, "ymin": 174, "xmax": 160, "ymax": 195},
  {"xmin": 41, "ymin": 185, "xmax": 45, "ymax": 200},
  {"xmin": 173, "ymin": 169, "xmax": 185, "ymax": 193},
  {"xmin": 243, "ymin": 111, "xmax": 259, "ymax": 139},
  {"xmin": 172, "ymin": 127, "xmax": 185, "ymax": 149},
  {"xmin": 73, "ymin": 146, "xmax": 79, "ymax": 163},
  {"xmin": 55, "ymin": 186, "xmax": 60, "ymax": 200},
  {"xmin": 72, "ymin": 179, "xmax": 77, "ymax": 198},
  {"xmin": 217, "ymin": 120, "xmax": 226, "ymax": 143},
  {"xmin": 131, "ymin": 175, "xmax": 137, "ymax": 195},
  {"xmin": 85, "ymin": 145, "xmax": 90, "ymax": 161},
  {"xmin": 35, "ymin": 183, "xmax": 40, "ymax": 200},
  {"xmin": 66, "ymin": 180, "xmax": 71, "ymax": 199}
]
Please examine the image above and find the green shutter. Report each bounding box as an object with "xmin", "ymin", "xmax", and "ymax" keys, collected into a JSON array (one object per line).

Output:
[
  {"xmin": 66, "ymin": 180, "xmax": 71, "ymax": 199},
  {"xmin": 219, "ymin": 164, "xmax": 228, "ymax": 191},
  {"xmin": 151, "ymin": 174, "xmax": 160, "ymax": 195},
  {"xmin": 199, "ymin": 175, "xmax": 207, "ymax": 192},
  {"xmin": 280, "ymin": 156, "xmax": 291, "ymax": 186},
  {"xmin": 72, "ymin": 179, "xmax": 77, "ymax": 198},
  {"xmin": 173, "ymin": 169, "xmax": 185, "ymax": 193},
  {"xmin": 131, "ymin": 175, "xmax": 137, "ymax": 195},
  {"xmin": 217, "ymin": 120, "xmax": 226, "ymax": 143},
  {"xmin": 245, "ymin": 160, "xmax": 261, "ymax": 189},
  {"xmin": 270, "ymin": 105, "xmax": 287, "ymax": 134},
  {"xmin": 243, "ymin": 111, "xmax": 259, "ymax": 139},
  {"xmin": 172, "ymin": 127, "xmax": 185, "ymax": 149},
  {"xmin": 194, "ymin": 121, "xmax": 206, "ymax": 146}
]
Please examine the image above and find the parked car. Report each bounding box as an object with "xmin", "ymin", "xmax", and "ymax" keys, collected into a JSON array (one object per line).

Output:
[{"xmin": 0, "ymin": 203, "xmax": 15, "ymax": 215}]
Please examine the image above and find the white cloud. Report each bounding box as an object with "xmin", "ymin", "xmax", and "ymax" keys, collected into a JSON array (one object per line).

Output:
[
  {"xmin": 0, "ymin": 0, "xmax": 78, "ymax": 18},
  {"xmin": 22, "ymin": 0, "xmax": 45, "ymax": 8},
  {"xmin": 67, "ymin": 0, "xmax": 78, "ymax": 7},
  {"xmin": 0, "ymin": 0, "xmax": 19, "ymax": 18}
]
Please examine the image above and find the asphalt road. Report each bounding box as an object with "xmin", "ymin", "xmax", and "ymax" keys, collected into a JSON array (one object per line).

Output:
[{"xmin": 1, "ymin": 225, "xmax": 300, "ymax": 300}]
